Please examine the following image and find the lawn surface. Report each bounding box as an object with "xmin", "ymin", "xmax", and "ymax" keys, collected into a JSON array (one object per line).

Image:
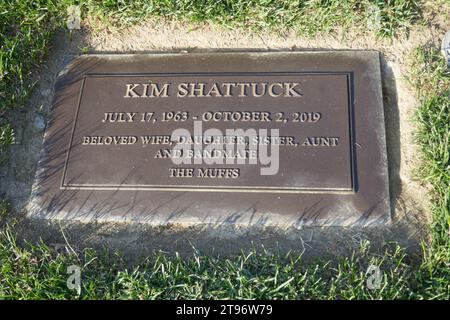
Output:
[{"xmin": 0, "ymin": 0, "xmax": 449, "ymax": 299}]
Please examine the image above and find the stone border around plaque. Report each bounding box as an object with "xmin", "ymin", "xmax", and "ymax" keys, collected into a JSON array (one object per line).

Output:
[{"xmin": 28, "ymin": 51, "xmax": 391, "ymax": 227}]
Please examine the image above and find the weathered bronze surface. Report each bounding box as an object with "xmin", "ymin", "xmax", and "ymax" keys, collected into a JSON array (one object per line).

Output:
[{"xmin": 29, "ymin": 52, "xmax": 390, "ymax": 226}]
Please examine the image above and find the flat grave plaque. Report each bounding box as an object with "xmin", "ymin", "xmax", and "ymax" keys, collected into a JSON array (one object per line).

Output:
[{"xmin": 29, "ymin": 52, "xmax": 391, "ymax": 226}]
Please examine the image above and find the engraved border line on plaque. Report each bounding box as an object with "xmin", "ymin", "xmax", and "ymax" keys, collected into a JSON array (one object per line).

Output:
[{"xmin": 60, "ymin": 72, "xmax": 356, "ymax": 194}]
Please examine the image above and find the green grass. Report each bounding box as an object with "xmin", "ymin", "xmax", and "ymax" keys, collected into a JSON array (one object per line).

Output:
[
  {"xmin": 0, "ymin": 0, "xmax": 449, "ymax": 300},
  {"xmin": 0, "ymin": 227, "xmax": 448, "ymax": 299},
  {"xmin": 0, "ymin": 0, "xmax": 67, "ymax": 113},
  {"xmin": 0, "ymin": 0, "xmax": 69, "ymax": 156},
  {"xmin": 0, "ymin": 121, "xmax": 14, "ymax": 155},
  {"xmin": 409, "ymin": 46, "xmax": 450, "ymax": 248},
  {"xmin": 85, "ymin": 0, "xmax": 419, "ymax": 37},
  {"xmin": 0, "ymin": 229, "xmax": 440, "ymax": 299},
  {"xmin": 407, "ymin": 47, "xmax": 450, "ymax": 300}
]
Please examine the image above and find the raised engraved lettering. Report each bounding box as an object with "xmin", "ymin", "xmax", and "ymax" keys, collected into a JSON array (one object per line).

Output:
[{"xmin": 302, "ymin": 137, "xmax": 340, "ymax": 147}]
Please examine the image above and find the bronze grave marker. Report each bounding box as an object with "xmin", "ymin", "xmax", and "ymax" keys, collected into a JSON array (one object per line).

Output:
[{"xmin": 29, "ymin": 52, "xmax": 390, "ymax": 226}]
